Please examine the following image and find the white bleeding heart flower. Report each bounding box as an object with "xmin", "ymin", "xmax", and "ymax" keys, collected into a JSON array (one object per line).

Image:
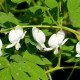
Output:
[
  {"xmin": 32, "ymin": 27, "xmax": 46, "ymax": 50},
  {"xmin": 15, "ymin": 25, "xmax": 26, "ymax": 39},
  {"xmin": 76, "ymin": 42, "xmax": 80, "ymax": 57},
  {"xmin": 48, "ymin": 34, "xmax": 59, "ymax": 49},
  {"xmin": 6, "ymin": 25, "xmax": 27, "ymax": 50},
  {"xmin": 0, "ymin": 39, "xmax": 3, "ymax": 56},
  {"xmin": 45, "ymin": 30, "xmax": 68, "ymax": 54},
  {"xmin": 57, "ymin": 30, "xmax": 65, "ymax": 45}
]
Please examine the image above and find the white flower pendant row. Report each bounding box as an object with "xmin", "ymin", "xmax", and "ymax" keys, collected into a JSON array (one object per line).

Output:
[
  {"xmin": 0, "ymin": 26, "xmax": 79, "ymax": 57},
  {"xmin": 32, "ymin": 27, "xmax": 68, "ymax": 54}
]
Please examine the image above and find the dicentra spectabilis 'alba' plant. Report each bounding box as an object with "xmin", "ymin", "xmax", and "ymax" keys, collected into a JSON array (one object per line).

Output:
[
  {"xmin": 76, "ymin": 42, "xmax": 80, "ymax": 57},
  {"xmin": 0, "ymin": 39, "xmax": 3, "ymax": 56},
  {"xmin": 45, "ymin": 30, "xmax": 68, "ymax": 54},
  {"xmin": 32, "ymin": 27, "xmax": 46, "ymax": 50},
  {"xmin": 6, "ymin": 25, "xmax": 27, "ymax": 50}
]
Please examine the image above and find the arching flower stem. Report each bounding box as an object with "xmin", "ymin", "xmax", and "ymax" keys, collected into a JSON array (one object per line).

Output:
[
  {"xmin": 0, "ymin": 25, "xmax": 80, "ymax": 35},
  {"xmin": 45, "ymin": 65, "xmax": 80, "ymax": 74},
  {"xmin": 0, "ymin": 25, "xmax": 80, "ymax": 41}
]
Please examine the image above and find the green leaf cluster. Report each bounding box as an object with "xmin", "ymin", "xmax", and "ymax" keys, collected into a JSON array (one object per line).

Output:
[
  {"xmin": 0, "ymin": 0, "xmax": 80, "ymax": 80},
  {"xmin": 0, "ymin": 52, "xmax": 51, "ymax": 80},
  {"xmin": 67, "ymin": 0, "xmax": 80, "ymax": 28}
]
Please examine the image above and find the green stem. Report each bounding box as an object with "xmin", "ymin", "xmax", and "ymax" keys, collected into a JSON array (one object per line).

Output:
[
  {"xmin": 0, "ymin": 25, "xmax": 80, "ymax": 35},
  {"xmin": 57, "ymin": 45, "xmax": 62, "ymax": 67},
  {"xmin": 32, "ymin": 0, "xmax": 36, "ymax": 6},
  {"xmin": 0, "ymin": 25, "xmax": 58, "ymax": 33},
  {"xmin": 46, "ymin": 7, "xmax": 58, "ymax": 26},
  {"xmin": 58, "ymin": 0, "xmax": 62, "ymax": 25},
  {"xmin": 22, "ymin": 25, "xmax": 80, "ymax": 35},
  {"xmin": 14, "ymin": 50, "xmax": 19, "ymax": 55},
  {"xmin": 61, "ymin": 13, "xmax": 68, "ymax": 21},
  {"xmin": 41, "ymin": 0, "xmax": 58, "ymax": 26},
  {"xmin": 22, "ymin": 25, "xmax": 58, "ymax": 28},
  {"xmin": 4, "ymin": 0, "xmax": 8, "ymax": 14},
  {"xmin": 0, "ymin": 3, "xmax": 6, "ymax": 12},
  {"xmin": 11, "ymin": 8, "xmax": 28, "ymax": 13},
  {"xmin": 46, "ymin": 66, "xmax": 80, "ymax": 73},
  {"xmin": 48, "ymin": 73, "xmax": 52, "ymax": 80},
  {"xmin": 62, "ymin": 26, "xmax": 79, "ymax": 34},
  {"xmin": 67, "ymin": 62, "xmax": 77, "ymax": 80},
  {"xmin": 59, "ymin": 0, "xmax": 62, "ymax": 12},
  {"xmin": 57, "ymin": 2, "xmax": 60, "ymax": 25},
  {"xmin": 0, "ymin": 0, "xmax": 8, "ymax": 14}
]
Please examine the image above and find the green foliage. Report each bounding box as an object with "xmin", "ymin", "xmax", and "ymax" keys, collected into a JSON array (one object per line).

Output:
[
  {"xmin": 28, "ymin": 6, "xmax": 46, "ymax": 13},
  {"xmin": 63, "ymin": 0, "xmax": 66, "ymax": 2},
  {"xmin": 62, "ymin": 36, "xmax": 76, "ymax": 62},
  {"xmin": 25, "ymin": 34, "xmax": 37, "ymax": 46},
  {"xmin": 45, "ymin": 0, "xmax": 58, "ymax": 8},
  {"xmin": 10, "ymin": 55, "xmax": 27, "ymax": 62},
  {"xmin": 0, "ymin": 0, "xmax": 80, "ymax": 80},
  {"xmin": 63, "ymin": 45, "xmax": 74, "ymax": 51},
  {"xmin": 23, "ymin": 50, "xmax": 52, "ymax": 65},
  {"xmin": 25, "ymin": 61, "xmax": 48, "ymax": 80},
  {"xmin": 67, "ymin": 0, "xmax": 80, "ymax": 28},
  {"xmin": 0, "ymin": 12, "xmax": 20, "ymax": 27},
  {"xmin": 0, "ymin": 61, "xmax": 48, "ymax": 80},
  {"xmin": 11, "ymin": 0, "xmax": 32, "ymax": 4},
  {"xmin": 42, "ymin": 15, "xmax": 52, "ymax": 24},
  {"xmin": 65, "ymin": 57, "xmax": 75, "ymax": 63},
  {"xmin": 0, "ymin": 57, "xmax": 9, "ymax": 69},
  {"xmin": 42, "ymin": 29, "xmax": 52, "ymax": 36},
  {"xmin": 0, "ymin": 67, "xmax": 12, "ymax": 80}
]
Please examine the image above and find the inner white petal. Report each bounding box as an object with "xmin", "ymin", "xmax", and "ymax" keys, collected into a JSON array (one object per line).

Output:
[
  {"xmin": 54, "ymin": 47, "xmax": 59, "ymax": 54},
  {"xmin": 44, "ymin": 47, "xmax": 53, "ymax": 51},
  {"xmin": 0, "ymin": 39, "xmax": 2, "ymax": 49},
  {"xmin": 76, "ymin": 42, "xmax": 80, "ymax": 54},
  {"xmin": 6, "ymin": 42, "xmax": 16, "ymax": 48},
  {"xmin": 61, "ymin": 38, "xmax": 68, "ymax": 45},
  {"xmin": 21, "ymin": 31, "xmax": 27, "ymax": 39},
  {"xmin": 36, "ymin": 44, "xmax": 43, "ymax": 50},
  {"xmin": 76, "ymin": 54, "xmax": 80, "ymax": 57},
  {"xmin": 15, "ymin": 42, "xmax": 21, "ymax": 50}
]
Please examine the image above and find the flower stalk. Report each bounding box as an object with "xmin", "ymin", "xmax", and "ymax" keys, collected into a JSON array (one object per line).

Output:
[
  {"xmin": 45, "ymin": 66, "xmax": 80, "ymax": 74},
  {"xmin": 57, "ymin": 45, "xmax": 62, "ymax": 67},
  {"xmin": 0, "ymin": 25, "xmax": 80, "ymax": 34}
]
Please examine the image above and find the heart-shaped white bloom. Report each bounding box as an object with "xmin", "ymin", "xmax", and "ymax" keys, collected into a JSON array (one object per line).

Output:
[
  {"xmin": 76, "ymin": 42, "xmax": 80, "ymax": 57},
  {"xmin": 6, "ymin": 25, "xmax": 27, "ymax": 50},
  {"xmin": 9, "ymin": 29, "xmax": 20, "ymax": 43},
  {"xmin": 0, "ymin": 39, "xmax": 3, "ymax": 56},
  {"xmin": 48, "ymin": 34, "xmax": 59, "ymax": 49},
  {"xmin": 32, "ymin": 27, "xmax": 46, "ymax": 50},
  {"xmin": 15, "ymin": 25, "xmax": 26, "ymax": 39},
  {"xmin": 47, "ymin": 30, "xmax": 68, "ymax": 54},
  {"xmin": 57, "ymin": 30, "xmax": 65, "ymax": 45}
]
